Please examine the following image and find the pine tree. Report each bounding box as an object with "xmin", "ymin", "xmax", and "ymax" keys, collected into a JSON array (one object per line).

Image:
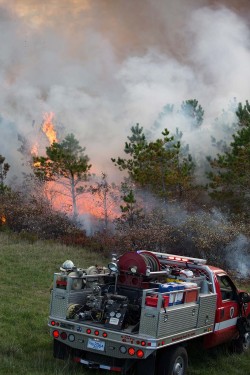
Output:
[
  {"xmin": 208, "ymin": 100, "xmax": 250, "ymax": 214},
  {"xmin": 180, "ymin": 99, "xmax": 204, "ymax": 127},
  {"xmin": 89, "ymin": 173, "xmax": 119, "ymax": 231},
  {"xmin": 112, "ymin": 124, "xmax": 195, "ymax": 200},
  {"xmin": 33, "ymin": 133, "xmax": 91, "ymax": 219}
]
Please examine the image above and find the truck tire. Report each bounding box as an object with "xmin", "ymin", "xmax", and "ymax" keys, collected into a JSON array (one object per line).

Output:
[
  {"xmin": 125, "ymin": 354, "xmax": 156, "ymax": 375},
  {"xmin": 232, "ymin": 333, "xmax": 250, "ymax": 354},
  {"xmin": 232, "ymin": 316, "xmax": 250, "ymax": 354},
  {"xmin": 157, "ymin": 346, "xmax": 188, "ymax": 375},
  {"xmin": 53, "ymin": 339, "xmax": 69, "ymax": 360}
]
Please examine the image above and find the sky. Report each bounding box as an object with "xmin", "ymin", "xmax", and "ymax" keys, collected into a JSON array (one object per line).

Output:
[{"xmin": 0, "ymin": 0, "xmax": 250, "ymax": 183}]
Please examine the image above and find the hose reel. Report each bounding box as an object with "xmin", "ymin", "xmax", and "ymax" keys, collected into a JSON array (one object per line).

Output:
[{"xmin": 118, "ymin": 251, "xmax": 160, "ymax": 275}]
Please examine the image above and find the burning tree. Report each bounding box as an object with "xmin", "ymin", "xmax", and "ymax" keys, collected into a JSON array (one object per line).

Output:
[
  {"xmin": 33, "ymin": 133, "xmax": 91, "ymax": 219},
  {"xmin": 89, "ymin": 173, "xmax": 119, "ymax": 231}
]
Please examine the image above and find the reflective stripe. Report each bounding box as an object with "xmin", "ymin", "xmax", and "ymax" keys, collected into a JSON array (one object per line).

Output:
[{"xmin": 214, "ymin": 317, "xmax": 238, "ymax": 331}]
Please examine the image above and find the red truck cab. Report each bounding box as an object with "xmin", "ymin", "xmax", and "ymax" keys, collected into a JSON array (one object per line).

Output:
[{"xmin": 204, "ymin": 267, "xmax": 250, "ymax": 351}]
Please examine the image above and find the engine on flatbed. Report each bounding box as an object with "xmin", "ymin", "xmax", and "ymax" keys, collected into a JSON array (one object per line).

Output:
[
  {"xmin": 58, "ymin": 251, "xmax": 163, "ymax": 330},
  {"xmin": 57, "ymin": 250, "xmax": 205, "ymax": 331}
]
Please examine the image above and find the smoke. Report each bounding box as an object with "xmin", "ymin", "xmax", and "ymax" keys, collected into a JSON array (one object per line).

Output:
[
  {"xmin": 0, "ymin": 0, "xmax": 250, "ymax": 183},
  {"xmin": 225, "ymin": 234, "xmax": 250, "ymax": 278}
]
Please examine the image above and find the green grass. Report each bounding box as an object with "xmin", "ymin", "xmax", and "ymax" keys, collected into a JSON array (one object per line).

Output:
[{"xmin": 0, "ymin": 232, "xmax": 249, "ymax": 375}]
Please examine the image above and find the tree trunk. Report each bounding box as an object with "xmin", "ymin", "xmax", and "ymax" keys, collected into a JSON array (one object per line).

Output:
[{"xmin": 70, "ymin": 176, "xmax": 78, "ymax": 220}]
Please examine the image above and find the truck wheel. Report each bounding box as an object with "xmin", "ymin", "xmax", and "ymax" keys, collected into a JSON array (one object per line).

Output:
[
  {"xmin": 232, "ymin": 316, "xmax": 250, "ymax": 354},
  {"xmin": 125, "ymin": 355, "xmax": 156, "ymax": 375},
  {"xmin": 53, "ymin": 339, "xmax": 69, "ymax": 360},
  {"xmin": 242, "ymin": 333, "xmax": 250, "ymax": 352},
  {"xmin": 232, "ymin": 333, "xmax": 250, "ymax": 354},
  {"xmin": 157, "ymin": 346, "xmax": 188, "ymax": 375}
]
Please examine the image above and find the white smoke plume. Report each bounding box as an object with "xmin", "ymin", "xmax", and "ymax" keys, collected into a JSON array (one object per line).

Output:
[
  {"xmin": 225, "ymin": 234, "xmax": 250, "ymax": 278},
  {"xmin": 0, "ymin": 0, "xmax": 250, "ymax": 183}
]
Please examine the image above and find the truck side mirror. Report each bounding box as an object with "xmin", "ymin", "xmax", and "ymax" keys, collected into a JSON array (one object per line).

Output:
[{"xmin": 239, "ymin": 292, "xmax": 250, "ymax": 303}]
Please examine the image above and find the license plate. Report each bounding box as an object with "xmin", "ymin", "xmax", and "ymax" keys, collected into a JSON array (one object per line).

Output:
[{"xmin": 87, "ymin": 338, "xmax": 105, "ymax": 351}]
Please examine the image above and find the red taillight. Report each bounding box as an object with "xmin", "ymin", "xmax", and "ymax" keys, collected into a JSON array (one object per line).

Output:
[
  {"xmin": 128, "ymin": 347, "xmax": 135, "ymax": 356},
  {"xmin": 102, "ymin": 332, "xmax": 108, "ymax": 337},
  {"xmin": 53, "ymin": 330, "xmax": 60, "ymax": 338},
  {"xmin": 136, "ymin": 349, "xmax": 144, "ymax": 358},
  {"xmin": 94, "ymin": 330, "xmax": 99, "ymax": 336},
  {"xmin": 51, "ymin": 320, "xmax": 59, "ymax": 326},
  {"xmin": 60, "ymin": 332, "xmax": 67, "ymax": 340},
  {"xmin": 86, "ymin": 329, "xmax": 91, "ymax": 334},
  {"xmin": 141, "ymin": 341, "xmax": 146, "ymax": 346}
]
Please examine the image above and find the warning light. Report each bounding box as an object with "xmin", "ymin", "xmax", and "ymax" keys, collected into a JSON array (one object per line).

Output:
[
  {"xmin": 128, "ymin": 347, "xmax": 135, "ymax": 356},
  {"xmin": 136, "ymin": 349, "xmax": 144, "ymax": 358},
  {"xmin": 53, "ymin": 330, "xmax": 60, "ymax": 339}
]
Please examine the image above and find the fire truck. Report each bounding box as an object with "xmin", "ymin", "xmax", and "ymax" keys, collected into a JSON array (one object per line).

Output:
[{"xmin": 48, "ymin": 250, "xmax": 250, "ymax": 375}]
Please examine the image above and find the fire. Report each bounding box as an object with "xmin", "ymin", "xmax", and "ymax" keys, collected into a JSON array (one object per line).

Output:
[
  {"xmin": 42, "ymin": 112, "xmax": 58, "ymax": 145},
  {"xmin": 1, "ymin": 215, "xmax": 6, "ymax": 224},
  {"xmin": 33, "ymin": 160, "xmax": 41, "ymax": 168},
  {"xmin": 31, "ymin": 112, "xmax": 119, "ymax": 223},
  {"xmin": 31, "ymin": 142, "xmax": 39, "ymax": 156},
  {"xmin": 46, "ymin": 180, "xmax": 119, "ymax": 220}
]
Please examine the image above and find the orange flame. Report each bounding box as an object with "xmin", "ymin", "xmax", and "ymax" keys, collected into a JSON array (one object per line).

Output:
[
  {"xmin": 31, "ymin": 112, "xmax": 119, "ymax": 223},
  {"xmin": 1, "ymin": 215, "xmax": 6, "ymax": 224},
  {"xmin": 31, "ymin": 142, "xmax": 39, "ymax": 156},
  {"xmin": 33, "ymin": 160, "xmax": 41, "ymax": 168},
  {"xmin": 42, "ymin": 112, "xmax": 58, "ymax": 144}
]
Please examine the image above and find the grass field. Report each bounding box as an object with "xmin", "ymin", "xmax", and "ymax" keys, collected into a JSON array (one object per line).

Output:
[{"xmin": 0, "ymin": 232, "xmax": 249, "ymax": 375}]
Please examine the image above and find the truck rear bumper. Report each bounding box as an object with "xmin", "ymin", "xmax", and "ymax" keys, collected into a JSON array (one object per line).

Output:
[{"xmin": 73, "ymin": 356, "xmax": 122, "ymax": 372}]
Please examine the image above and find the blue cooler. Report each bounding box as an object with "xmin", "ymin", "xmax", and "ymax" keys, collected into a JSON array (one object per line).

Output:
[{"xmin": 159, "ymin": 283, "xmax": 182, "ymax": 305}]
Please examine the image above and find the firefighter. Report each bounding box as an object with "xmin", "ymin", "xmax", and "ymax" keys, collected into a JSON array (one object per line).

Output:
[
  {"xmin": 49, "ymin": 260, "xmax": 76, "ymax": 292},
  {"xmin": 60, "ymin": 260, "xmax": 76, "ymax": 273}
]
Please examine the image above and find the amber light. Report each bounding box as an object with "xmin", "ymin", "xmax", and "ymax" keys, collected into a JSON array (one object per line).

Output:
[
  {"xmin": 86, "ymin": 329, "xmax": 91, "ymax": 334},
  {"xmin": 136, "ymin": 350, "xmax": 144, "ymax": 358},
  {"xmin": 53, "ymin": 330, "xmax": 60, "ymax": 338},
  {"xmin": 128, "ymin": 348, "xmax": 135, "ymax": 356}
]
